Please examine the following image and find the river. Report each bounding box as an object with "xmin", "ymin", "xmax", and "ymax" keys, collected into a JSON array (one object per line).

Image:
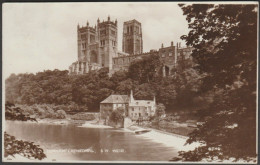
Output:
[{"xmin": 5, "ymin": 120, "xmax": 178, "ymax": 162}]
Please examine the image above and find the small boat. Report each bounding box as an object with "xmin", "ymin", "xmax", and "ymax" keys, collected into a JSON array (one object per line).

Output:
[{"xmin": 134, "ymin": 129, "xmax": 151, "ymax": 134}]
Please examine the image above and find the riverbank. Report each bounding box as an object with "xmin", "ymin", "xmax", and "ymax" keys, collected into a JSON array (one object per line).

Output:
[{"xmin": 36, "ymin": 118, "xmax": 90, "ymax": 125}]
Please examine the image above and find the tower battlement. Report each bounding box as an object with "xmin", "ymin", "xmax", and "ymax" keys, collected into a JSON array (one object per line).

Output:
[{"xmin": 97, "ymin": 16, "xmax": 117, "ymax": 27}]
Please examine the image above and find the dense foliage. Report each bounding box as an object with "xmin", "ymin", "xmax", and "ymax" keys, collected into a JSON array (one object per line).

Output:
[
  {"xmin": 155, "ymin": 103, "xmax": 166, "ymax": 117},
  {"xmin": 5, "ymin": 102, "xmax": 37, "ymax": 122},
  {"xmin": 173, "ymin": 4, "xmax": 257, "ymax": 162},
  {"xmin": 4, "ymin": 132, "xmax": 46, "ymax": 160},
  {"xmin": 109, "ymin": 107, "xmax": 125, "ymax": 125},
  {"xmin": 6, "ymin": 54, "xmax": 205, "ymax": 113},
  {"xmin": 8, "ymin": 103, "xmax": 67, "ymax": 119}
]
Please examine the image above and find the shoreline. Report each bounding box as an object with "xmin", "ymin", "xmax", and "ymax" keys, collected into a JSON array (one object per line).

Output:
[{"xmin": 125, "ymin": 125, "xmax": 200, "ymax": 152}]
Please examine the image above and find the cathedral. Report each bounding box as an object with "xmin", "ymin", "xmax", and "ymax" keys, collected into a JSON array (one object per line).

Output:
[{"xmin": 69, "ymin": 16, "xmax": 192, "ymax": 76}]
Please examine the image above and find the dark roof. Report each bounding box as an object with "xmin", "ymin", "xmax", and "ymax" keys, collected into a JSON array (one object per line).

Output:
[{"xmin": 100, "ymin": 95, "xmax": 129, "ymax": 104}]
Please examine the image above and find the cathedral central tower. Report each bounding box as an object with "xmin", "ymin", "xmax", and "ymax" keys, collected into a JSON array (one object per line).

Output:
[{"xmin": 122, "ymin": 19, "xmax": 143, "ymax": 54}]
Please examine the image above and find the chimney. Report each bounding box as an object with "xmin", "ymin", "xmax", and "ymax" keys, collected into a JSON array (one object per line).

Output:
[
  {"xmin": 161, "ymin": 43, "xmax": 164, "ymax": 48},
  {"xmin": 179, "ymin": 42, "xmax": 181, "ymax": 48},
  {"xmin": 108, "ymin": 15, "xmax": 110, "ymax": 22},
  {"xmin": 87, "ymin": 21, "xmax": 89, "ymax": 27},
  {"xmin": 130, "ymin": 90, "xmax": 134, "ymax": 102},
  {"xmin": 97, "ymin": 18, "xmax": 100, "ymax": 24},
  {"xmin": 171, "ymin": 41, "xmax": 174, "ymax": 46},
  {"xmin": 77, "ymin": 23, "xmax": 80, "ymax": 29}
]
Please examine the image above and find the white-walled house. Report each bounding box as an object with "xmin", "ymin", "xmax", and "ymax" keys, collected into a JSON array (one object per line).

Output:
[
  {"xmin": 128, "ymin": 90, "xmax": 156, "ymax": 120},
  {"xmin": 100, "ymin": 91, "xmax": 156, "ymax": 121}
]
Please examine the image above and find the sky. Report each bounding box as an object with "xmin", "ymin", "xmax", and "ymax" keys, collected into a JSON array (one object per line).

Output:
[{"xmin": 3, "ymin": 2, "xmax": 190, "ymax": 79}]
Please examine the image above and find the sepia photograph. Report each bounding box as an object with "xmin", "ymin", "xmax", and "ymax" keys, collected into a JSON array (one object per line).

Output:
[{"xmin": 2, "ymin": 2, "xmax": 258, "ymax": 163}]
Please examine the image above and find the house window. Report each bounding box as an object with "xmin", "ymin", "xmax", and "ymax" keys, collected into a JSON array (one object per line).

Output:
[{"xmin": 169, "ymin": 52, "xmax": 173, "ymax": 56}]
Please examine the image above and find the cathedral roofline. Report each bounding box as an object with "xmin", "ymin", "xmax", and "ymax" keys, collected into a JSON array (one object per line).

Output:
[
  {"xmin": 124, "ymin": 19, "xmax": 141, "ymax": 25},
  {"xmin": 113, "ymin": 49, "xmax": 159, "ymax": 59}
]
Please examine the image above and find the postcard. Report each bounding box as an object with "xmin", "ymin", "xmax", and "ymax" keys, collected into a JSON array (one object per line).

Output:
[{"xmin": 2, "ymin": 2, "xmax": 258, "ymax": 163}]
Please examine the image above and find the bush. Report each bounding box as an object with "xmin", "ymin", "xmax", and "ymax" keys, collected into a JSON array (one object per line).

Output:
[
  {"xmin": 56, "ymin": 110, "xmax": 66, "ymax": 119},
  {"xmin": 109, "ymin": 107, "xmax": 125, "ymax": 125}
]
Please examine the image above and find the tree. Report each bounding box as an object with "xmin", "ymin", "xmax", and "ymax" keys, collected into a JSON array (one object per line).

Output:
[
  {"xmin": 174, "ymin": 4, "xmax": 257, "ymax": 162},
  {"xmin": 4, "ymin": 132, "xmax": 46, "ymax": 160},
  {"xmin": 115, "ymin": 78, "xmax": 138, "ymax": 95},
  {"xmin": 56, "ymin": 110, "xmax": 67, "ymax": 119},
  {"xmin": 109, "ymin": 107, "xmax": 125, "ymax": 125},
  {"xmin": 5, "ymin": 102, "xmax": 37, "ymax": 122},
  {"xmin": 128, "ymin": 54, "xmax": 162, "ymax": 83},
  {"xmin": 155, "ymin": 103, "xmax": 166, "ymax": 118},
  {"xmin": 172, "ymin": 55, "xmax": 205, "ymax": 110}
]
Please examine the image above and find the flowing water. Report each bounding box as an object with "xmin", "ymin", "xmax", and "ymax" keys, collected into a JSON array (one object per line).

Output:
[{"xmin": 5, "ymin": 120, "xmax": 178, "ymax": 161}]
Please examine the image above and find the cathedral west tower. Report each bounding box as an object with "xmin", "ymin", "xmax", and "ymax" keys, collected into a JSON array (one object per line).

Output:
[
  {"xmin": 122, "ymin": 19, "xmax": 143, "ymax": 55},
  {"xmin": 97, "ymin": 16, "xmax": 118, "ymax": 69}
]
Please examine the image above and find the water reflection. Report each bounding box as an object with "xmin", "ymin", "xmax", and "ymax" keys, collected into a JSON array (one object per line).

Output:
[{"xmin": 5, "ymin": 121, "xmax": 177, "ymax": 161}]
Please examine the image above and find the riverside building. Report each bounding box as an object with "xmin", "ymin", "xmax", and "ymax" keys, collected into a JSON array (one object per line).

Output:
[{"xmin": 100, "ymin": 90, "xmax": 156, "ymax": 121}]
